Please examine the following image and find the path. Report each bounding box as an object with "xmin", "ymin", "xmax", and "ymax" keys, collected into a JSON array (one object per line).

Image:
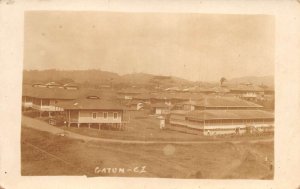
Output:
[{"xmin": 22, "ymin": 115, "xmax": 274, "ymax": 144}]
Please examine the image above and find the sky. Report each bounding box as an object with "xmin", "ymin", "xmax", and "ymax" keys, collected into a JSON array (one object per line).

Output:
[{"xmin": 24, "ymin": 12, "xmax": 275, "ymax": 82}]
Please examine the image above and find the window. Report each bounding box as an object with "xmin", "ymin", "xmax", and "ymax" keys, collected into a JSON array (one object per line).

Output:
[
  {"xmin": 103, "ymin": 112, "xmax": 108, "ymax": 119},
  {"xmin": 113, "ymin": 112, "xmax": 118, "ymax": 119},
  {"xmin": 92, "ymin": 112, "xmax": 97, "ymax": 119}
]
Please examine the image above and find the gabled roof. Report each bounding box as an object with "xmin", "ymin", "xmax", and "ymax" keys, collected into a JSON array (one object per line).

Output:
[
  {"xmin": 56, "ymin": 97, "xmax": 124, "ymax": 110},
  {"xmin": 186, "ymin": 109, "xmax": 274, "ymax": 121}
]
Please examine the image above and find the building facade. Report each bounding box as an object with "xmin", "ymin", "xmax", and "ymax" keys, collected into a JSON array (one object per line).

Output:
[{"xmin": 56, "ymin": 96, "xmax": 125, "ymax": 129}]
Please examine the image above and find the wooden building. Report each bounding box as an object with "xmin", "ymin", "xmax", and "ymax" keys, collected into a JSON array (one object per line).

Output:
[
  {"xmin": 228, "ymin": 84, "xmax": 265, "ymax": 101},
  {"xmin": 169, "ymin": 96, "xmax": 273, "ymax": 136},
  {"xmin": 22, "ymin": 85, "xmax": 79, "ymax": 116},
  {"xmin": 56, "ymin": 95, "xmax": 126, "ymax": 129},
  {"xmin": 169, "ymin": 109, "xmax": 274, "ymax": 136}
]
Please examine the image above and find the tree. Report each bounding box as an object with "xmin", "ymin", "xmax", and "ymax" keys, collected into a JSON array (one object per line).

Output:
[{"xmin": 220, "ymin": 77, "xmax": 227, "ymax": 86}]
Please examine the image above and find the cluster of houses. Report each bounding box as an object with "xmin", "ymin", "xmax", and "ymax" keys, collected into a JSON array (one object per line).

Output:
[{"xmin": 22, "ymin": 81, "xmax": 274, "ymax": 136}]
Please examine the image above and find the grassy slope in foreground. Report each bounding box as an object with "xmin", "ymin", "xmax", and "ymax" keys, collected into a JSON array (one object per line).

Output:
[{"xmin": 21, "ymin": 127, "xmax": 274, "ymax": 179}]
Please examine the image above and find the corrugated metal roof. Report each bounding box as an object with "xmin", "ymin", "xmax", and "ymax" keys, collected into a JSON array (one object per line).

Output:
[
  {"xmin": 56, "ymin": 98, "xmax": 124, "ymax": 110},
  {"xmin": 22, "ymin": 85, "xmax": 79, "ymax": 100},
  {"xmin": 22, "ymin": 85, "xmax": 106, "ymax": 100},
  {"xmin": 197, "ymin": 96, "xmax": 263, "ymax": 107},
  {"xmin": 186, "ymin": 109, "xmax": 274, "ymax": 120}
]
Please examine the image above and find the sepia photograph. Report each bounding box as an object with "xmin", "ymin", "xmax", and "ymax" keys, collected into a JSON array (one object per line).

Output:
[
  {"xmin": 1, "ymin": 0, "xmax": 300, "ymax": 189},
  {"xmin": 20, "ymin": 11, "xmax": 275, "ymax": 179}
]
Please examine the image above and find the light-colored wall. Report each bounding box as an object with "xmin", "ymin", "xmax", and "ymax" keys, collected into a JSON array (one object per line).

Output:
[
  {"xmin": 170, "ymin": 118, "xmax": 274, "ymax": 136},
  {"xmin": 78, "ymin": 110, "xmax": 123, "ymax": 124}
]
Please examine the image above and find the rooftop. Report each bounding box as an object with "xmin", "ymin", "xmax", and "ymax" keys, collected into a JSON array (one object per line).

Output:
[
  {"xmin": 195, "ymin": 96, "xmax": 263, "ymax": 108},
  {"xmin": 149, "ymin": 92, "xmax": 203, "ymax": 100},
  {"xmin": 22, "ymin": 85, "xmax": 111, "ymax": 100},
  {"xmin": 56, "ymin": 97, "xmax": 124, "ymax": 110},
  {"xmin": 22, "ymin": 85, "xmax": 80, "ymax": 100},
  {"xmin": 186, "ymin": 109, "xmax": 274, "ymax": 121}
]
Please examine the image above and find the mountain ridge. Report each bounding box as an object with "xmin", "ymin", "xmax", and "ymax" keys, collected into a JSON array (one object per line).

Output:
[{"xmin": 23, "ymin": 69, "xmax": 274, "ymax": 88}]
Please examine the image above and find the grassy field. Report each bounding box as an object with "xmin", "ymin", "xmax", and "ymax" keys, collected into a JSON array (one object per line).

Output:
[
  {"xmin": 21, "ymin": 127, "xmax": 274, "ymax": 179},
  {"xmin": 64, "ymin": 116, "xmax": 210, "ymax": 141}
]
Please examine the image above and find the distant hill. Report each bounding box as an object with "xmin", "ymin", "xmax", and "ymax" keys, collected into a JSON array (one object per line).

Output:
[
  {"xmin": 23, "ymin": 69, "xmax": 119, "ymax": 85},
  {"xmin": 23, "ymin": 70, "xmax": 195, "ymax": 89},
  {"xmin": 120, "ymin": 73, "xmax": 154, "ymax": 85},
  {"xmin": 226, "ymin": 76, "xmax": 274, "ymax": 87},
  {"xmin": 23, "ymin": 70, "xmax": 273, "ymax": 89}
]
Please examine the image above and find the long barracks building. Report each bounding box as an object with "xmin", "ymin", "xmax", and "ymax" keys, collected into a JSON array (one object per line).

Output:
[{"xmin": 169, "ymin": 96, "xmax": 274, "ymax": 135}]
